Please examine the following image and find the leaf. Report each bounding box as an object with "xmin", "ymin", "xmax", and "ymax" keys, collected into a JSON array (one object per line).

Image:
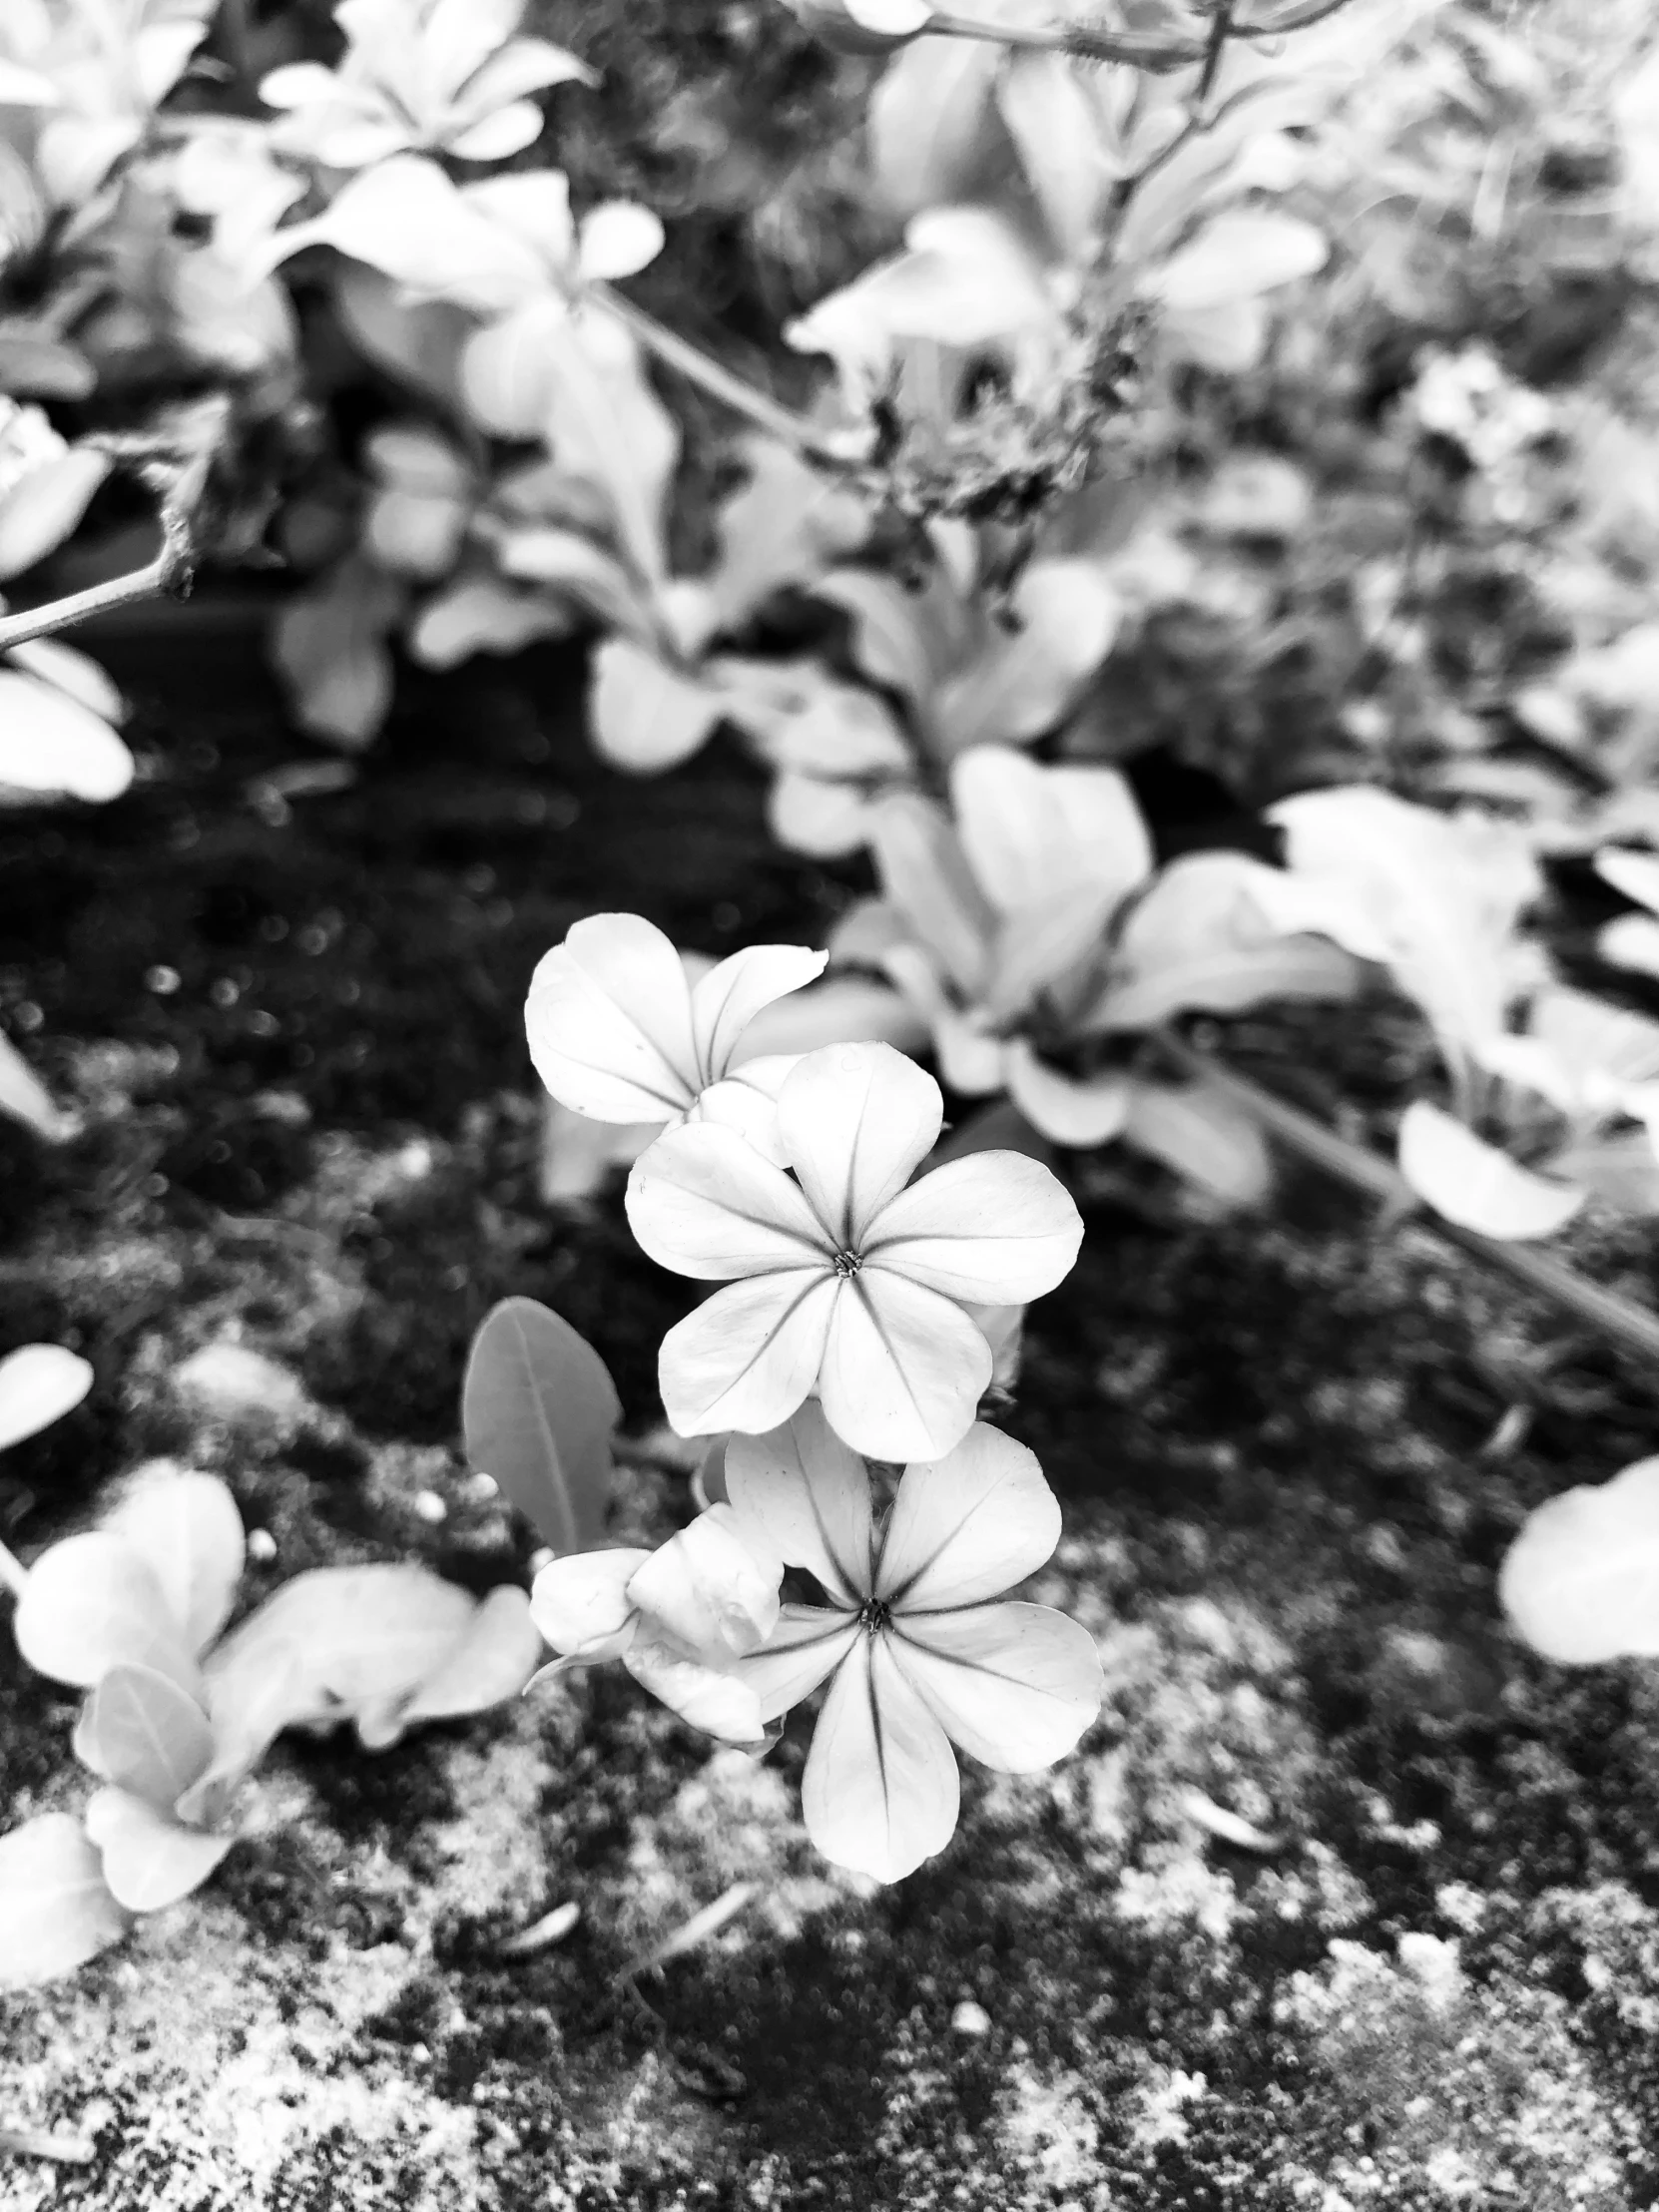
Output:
[
  {"xmin": 1149, "ymin": 212, "xmax": 1328, "ymax": 312},
  {"xmin": 334, "ymin": 266, "xmax": 472, "ymax": 411},
  {"xmin": 0, "ymin": 1815, "xmax": 129, "ymax": 1990},
  {"xmin": 590, "ymin": 638, "xmax": 724, "ymax": 773},
  {"xmin": 0, "ymin": 1028, "xmax": 72, "ymax": 1142},
  {"xmin": 867, "ymin": 36, "xmax": 1003, "ymax": 219},
  {"xmin": 0, "ymin": 1343, "xmax": 92, "ymax": 1450},
  {"xmin": 271, "ymin": 554, "xmax": 403, "ymax": 750},
  {"xmin": 1397, "ymin": 1103, "xmax": 1583, "ymax": 1242},
  {"xmin": 462, "ymin": 1297, "xmax": 619, "ymax": 1552},
  {"xmin": 705, "ymin": 440, "xmax": 871, "ymax": 637},
  {"xmin": 995, "ymin": 51, "xmax": 1116, "ymax": 262},
  {"xmin": 935, "ymin": 562, "xmax": 1119, "ymax": 757},
  {"xmin": 539, "ymin": 308, "xmax": 679, "ymax": 594},
  {"xmin": 0, "ymin": 447, "xmax": 110, "ymax": 581},
  {"xmin": 398, "ymin": 1584, "xmax": 544, "ymax": 1724},
  {"xmin": 408, "ymin": 576, "xmax": 575, "ymax": 670},
  {"xmin": 84, "ymin": 1788, "xmax": 233, "ymax": 1914},
  {"xmin": 102, "ymin": 1469, "xmax": 245, "ymax": 1656},
  {"xmin": 1500, "ymin": 1455, "xmax": 1659, "ymax": 1662},
  {"xmin": 0, "ymin": 669, "xmax": 134, "ymax": 802},
  {"xmin": 14, "ymin": 1533, "xmax": 203, "ymax": 1697},
  {"xmin": 1123, "ymin": 1079, "xmax": 1274, "ymax": 1210},
  {"xmin": 73, "ymin": 1662, "xmax": 214, "ymax": 1808}
]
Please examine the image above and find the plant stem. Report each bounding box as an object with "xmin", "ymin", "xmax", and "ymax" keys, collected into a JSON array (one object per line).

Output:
[
  {"xmin": 0, "ymin": 1538, "xmax": 28, "ymax": 1598},
  {"xmin": 1158, "ymin": 1029, "xmax": 1659, "ymax": 1382},
  {"xmin": 0, "ymin": 536, "xmax": 192, "ymax": 654},
  {"xmin": 591, "ymin": 287, "xmax": 856, "ymax": 468},
  {"xmin": 1196, "ymin": 0, "xmax": 1235, "ymax": 105}
]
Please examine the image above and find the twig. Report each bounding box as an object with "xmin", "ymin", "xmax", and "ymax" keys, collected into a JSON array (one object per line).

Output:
[
  {"xmin": 0, "ymin": 2123, "xmax": 95, "ymax": 2164},
  {"xmin": 0, "ymin": 517, "xmax": 194, "ymax": 655},
  {"xmin": 591, "ymin": 288, "xmax": 855, "ymax": 469},
  {"xmin": 1195, "ymin": 0, "xmax": 1235, "ymax": 105},
  {"xmin": 1157, "ymin": 1029, "xmax": 1659, "ymax": 1383}
]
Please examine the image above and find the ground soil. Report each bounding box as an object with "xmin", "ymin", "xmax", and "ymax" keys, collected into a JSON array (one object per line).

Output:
[{"xmin": 6, "ymin": 626, "xmax": 1659, "ymax": 2211}]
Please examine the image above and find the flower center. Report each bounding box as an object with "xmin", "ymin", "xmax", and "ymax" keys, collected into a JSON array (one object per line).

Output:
[
  {"xmin": 858, "ymin": 1597, "xmax": 891, "ymax": 1632},
  {"xmin": 832, "ymin": 1249, "xmax": 862, "ymax": 1279}
]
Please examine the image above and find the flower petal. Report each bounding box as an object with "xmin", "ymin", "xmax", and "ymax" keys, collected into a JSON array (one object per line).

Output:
[
  {"xmin": 892, "ymin": 1601, "xmax": 1101, "ymax": 1770},
  {"xmin": 863, "ymin": 1151, "xmax": 1082, "ymax": 1303},
  {"xmin": 625, "ymin": 1503, "xmax": 783, "ymax": 1659},
  {"xmin": 578, "ymin": 202, "xmax": 666, "ymax": 283},
  {"xmin": 876, "ymin": 1423, "xmax": 1058, "ymax": 1608},
  {"xmin": 627, "ymin": 1122, "xmax": 833, "ymax": 1278},
  {"xmin": 658, "ymin": 1272, "xmax": 840, "ymax": 1437},
  {"xmin": 623, "ymin": 1635, "xmax": 766, "ymax": 1744},
  {"xmin": 690, "ymin": 943, "xmax": 828, "ymax": 1084},
  {"xmin": 801, "ymin": 1631, "xmax": 960, "ymax": 1882},
  {"xmin": 528, "ymin": 1548, "xmax": 649, "ymax": 1657},
  {"xmin": 725, "ymin": 1401, "xmax": 874, "ymax": 1604},
  {"xmin": 949, "ymin": 748, "xmax": 1151, "ymax": 917},
  {"xmin": 817, "ymin": 1267, "xmax": 990, "ymax": 1462},
  {"xmin": 777, "ymin": 1041, "xmax": 943, "ymax": 1248},
  {"xmin": 731, "ymin": 1602, "xmax": 862, "ymax": 1721},
  {"xmin": 690, "ymin": 1055, "xmax": 799, "ymax": 1166},
  {"xmin": 526, "ymin": 912, "xmax": 700, "ymax": 1122}
]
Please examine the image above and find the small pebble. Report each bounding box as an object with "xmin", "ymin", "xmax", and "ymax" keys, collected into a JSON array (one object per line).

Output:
[
  {"xmin": 413, "ymin": 1489, "xmax": 447, "ymax": 1523},
  {"xmin": 950, "ymin": 2000, "xmax": 991, "ymax": 2038},
  {"xmin": 247, "ymin": 1529, "xmax": 277, "ymax": 1562}
]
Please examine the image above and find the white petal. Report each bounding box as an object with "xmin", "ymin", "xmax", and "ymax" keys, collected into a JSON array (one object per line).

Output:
[
  {"xmin": 725, "ymin": 1402, "xmax": 875, "ymax": 1604},
  {"xmin": 817, "ymin": 1267, "xmax": 990, "ymax": 1462},
  {"xmin": 624, "ymin": 1634, "xmax": 767, "ymax": 1743},
  {"xmin": 1397, "ymin": 1103, "xmax": 1583, "ymax": 1242},
  {"xmin": 731, "ymin": 1602, "xmax": 861, "ymax": 1721},
  {"xmin": 863, "ymin": 1151, "xmax": 1083, "ymax": 1303},
  {"xmin": 658, "ymin": 1271, "xmax": 840, "ymax": 1437},
  {"xmin": 777, "ymin": 1041, "xmax": 943, "ymax": 1249},
  {"xmin": 690, "ymin": 1057, "xmax": 797, "ymax": 1166},
  {"xmin": 1003, "ymin": 1044, "xmax": 1130, "ymax": 1148},
  {"xmin": 0, "ymin": 1344, "xmax": 92, "ymax": 1452},
  {"xmin": 528, "ymin": 1548, "xmax": 649, "ymax": 1657},
  {"xmin": 578, "ymin": 202, "xmax": 666, "ymax": 282},
  {"xmin": 801, "ymin": 1632, "xmax": 960, "ymax": 1882},
  {"xmin": 690, "ymin": 943, "xmax": 828, "ymax": 1084},
  {"xmin": 1597, "ymin": 846, "xmax": 1659, "ymax": 919},
  {"xmin": 525, "ymin": 912, "xmax": 700, "ymax": 1123},
  {"xmin": 625, "ymin": 1504, "xmax": 783, "ymax": 1659},
  {"xmin": 0, "ymin": 669, "xmax": 132, "ymax": 802},
  {"xmin": 876, "ymin": 1424, "xmax": 1058, "ymax": 1608},
  {"xmin": 627, "ymin": 1122, "xmax": 833, "ymax": 1279},
  {"xmin": 444, "ymin": 101, "xmax": 546, "ymax": 161},
  {"xmin": 892, "ymin": 1601, "xmax": 1102, "ymax": 1770}
]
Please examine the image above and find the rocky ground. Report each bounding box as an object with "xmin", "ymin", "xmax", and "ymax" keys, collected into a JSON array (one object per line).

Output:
[{"xmin": 6, "ymin": 624, "xmax": 1659, "ymax": 2211}]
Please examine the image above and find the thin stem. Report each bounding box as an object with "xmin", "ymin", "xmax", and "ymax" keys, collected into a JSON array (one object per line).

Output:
[
  {"xmin": 929, "ymin": 12, "xmax": 1199, "ymax": 68},
  {"xmin": 1196, "ymin": 0, "xmax": 1235, "ymax": 105},
  {"xmin": 1157, "ymin": 1029, "xmax": 1659, "ymax": 1382},
  {"xmin": 0, "ymin": 535, "xmax": 192, "ymax": 655},
  {"xmin": 591, "ymin": 286, "xmax": 855, "ymax": 468},
  {"xmin": 0, "ymin": 1538, "xmax": 27, "ymax": 1598}
]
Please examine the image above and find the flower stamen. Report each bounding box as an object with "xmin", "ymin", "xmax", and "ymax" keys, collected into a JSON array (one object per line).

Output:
[{"xmin": 832, "ymin": 1249, "xmax": 862, "ymax": 1279}]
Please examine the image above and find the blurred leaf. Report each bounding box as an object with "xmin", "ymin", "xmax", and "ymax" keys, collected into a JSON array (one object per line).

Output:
[
  {"xmin": 0, "ymin": 1815, "xmax": 128, "ymax": 1990},
  {"xmin": 539, "ymin": 1095, "xmax": 657, "ymax": 1203},
  {"xmin": 867, "ymin": 36, "xmax": 1003, "ymax": 218},
  {"xmin": 0, "ymin": 447, "xmax": 110, "ymax": 580},
  {"xmin": 1500, "ymin": 1455, "xmax": 1659, "ymax": 1662},
  {"xmin": 15, "ymin": 1533, "xmax": 203, "ymax": 1697},
  {"xmin": 0, "ymin": 1343, "xmax": 92, "ymax": 1450},
  {"xmin": 1547, "ymin": 1133, "xmax": 1659, "ymax": 1219},
  {"xmin": 73, "ymin": 1662, "xmax": 214, "ymax": 1808},
  {"xmin": 1398, "ymin": 1103, "xmax": 1583, "ymax": 1241},
  {"xmin": 398, "ymin": 1584, "xmax": 544, "ymax": 1725},
  {"xmin": 463, "ymin": 1297, "xmax": 619, "ymax": 1552},
  {"xmin": 590, "ymin": 638, "xmax": 724, "ymax": 773},
  {"xmin": 705, "ymin": 439, "xmax": 870, "ymax": 637},
  {"xmin": 539, "ymin": 309, "xmax": 678, "ymax": 594},
  {"xmin": 271, "ymin": 553, "xmax": 403, "ymax": 750},
  {"xmin": 1123, "ymin": 1078, "xmax": 1274, "ymax": 1209},
  {"xmin": 408, "ymin": 575, "xmax": 574, "ymax": 670},
  {"xmin": 0, "ymin": 1029, "xmax": 72, "ymax": 1142},
  {"xmin": 995, "ymin": 51, "xmax": 1117, "ymax": 261},
  {"xmin": 1150, "ymin": 211, "xmax": 1327, "ymax": 312},
  {"xmin": 936, "ymin": 561, "xmax": 1119, "ymax": 757},
  {"xmin": 84, "ymin": 1787, "xmax": 232, "ymax": 1914},
  {"xmin": 103, "ymin": 1469, "xmax": 245, "ymax": 1657},
  {"xmin": 334, "ymin": 267, "xmax": 471, "ymax": 412},
  {"xmin": 0, "ymin": 669, "xmax": 133, "ymax": 802}
]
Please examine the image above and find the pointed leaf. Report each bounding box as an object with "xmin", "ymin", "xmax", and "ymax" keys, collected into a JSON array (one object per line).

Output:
[{"xmin": 462, "ymin": 1296, "xmax": 620, "ymax": 1551}]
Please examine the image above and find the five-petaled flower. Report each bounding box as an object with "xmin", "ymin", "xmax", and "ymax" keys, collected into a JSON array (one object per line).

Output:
[
  {"xmin": 260, "ymin": 0, "xmax": 593, "ymax": 168},
  {"xmin": 528, "ymin": 1502, "xmax": 783, "ymax": 1746},
  {"xmin": 724, "ymin": 1408, "xmax": 1104, "ymax": 1882},
  {"xmin": 526, "ymin": 911, "xmax": 827, "ymax": 1165},
  {"xmin": 625, "ymin": 1039, "xmax": 1082, "ymax": 1459}
]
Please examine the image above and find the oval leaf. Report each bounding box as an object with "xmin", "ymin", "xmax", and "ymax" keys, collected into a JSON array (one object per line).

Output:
[
  {"xmin": 1500, "ymin": 1455, "xmax": 1659, "ymax": 1662},
  {"xmin": 74, "ymin": 1662, "xmax": 214, "ymax": 1808},
  {"xmin": 398, "ymin": 1584, "xmax": 544, "ymax": 1725},
  {"xmin": 84, "ymin": 1788, "xmax": 233, "ymax": 1914},
  {"xmin": 0, "ymin": 1814, "xmax": 129, "ymax": 1989},
  {"xmin": 462, "ymin": 1297, "xmax": 619, "ymax": 1552},
  {"xmin": 103, "ymin": 1468, "xmax": 246, "ymax": 1656},
  {"xmin": 1398, "ymin": 1102, "xmax": 1583, "ymax": 1242},
  {"xmin": 0, "ymin": 1342, "xmax": 92, "ymax": 1450},
  {"xmin": 15, "ymin": 1532, "xmax": 202, "ymax": 1695}
]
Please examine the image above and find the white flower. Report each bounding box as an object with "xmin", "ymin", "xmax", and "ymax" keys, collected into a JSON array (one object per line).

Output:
[
  {"xmin": 625, "ymin": 1039, "xmax": 1082, "ymax": 1459},
  {"xmin": 260, "ymin": 0, "xmax": 592, "ymax": 168},
  {"xmin": 526, "ymin": 912, "xmax": 826, "ymax": 1163},
  {"xmin": 726, "ymin": 1408, "xmax": 1103, "ymax": 1882},
  {"xmin": 528, "ymin": 1503, "xmax": 783, "ymax": 1744}
]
